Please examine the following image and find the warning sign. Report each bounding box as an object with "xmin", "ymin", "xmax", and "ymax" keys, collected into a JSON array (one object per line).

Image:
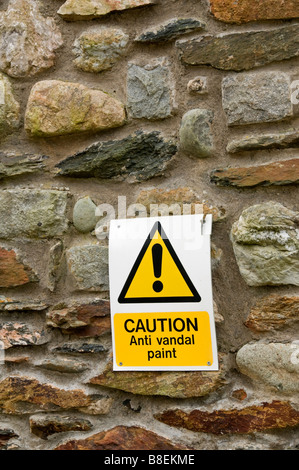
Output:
[
  {"xmin": 109, "ymin": 214, "xmax": 218, "ymax": 372},
  {"xmin": 118, "ymin": 221, "xmax": 201, "ymax": 303}
]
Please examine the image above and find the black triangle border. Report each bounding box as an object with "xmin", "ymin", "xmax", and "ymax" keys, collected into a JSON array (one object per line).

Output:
[{"xmin": 118, "ymin": 221, "xmax": 201, "ymax": 304}]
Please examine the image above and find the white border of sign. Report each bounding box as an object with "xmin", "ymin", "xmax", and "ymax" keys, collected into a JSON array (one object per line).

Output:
[{"xmin": 109, "ymin": 214, "xmax": 219, "ymax": 371}]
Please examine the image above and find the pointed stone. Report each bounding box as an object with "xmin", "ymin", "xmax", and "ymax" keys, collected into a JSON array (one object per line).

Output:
[{"xmin": 136, "ymin": 18, "xmax": 205, "ymax": 43}]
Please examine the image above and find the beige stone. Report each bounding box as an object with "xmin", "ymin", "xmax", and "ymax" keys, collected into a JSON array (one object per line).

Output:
[{"xmin": 25, "ymin": 80, "xmax": 126, "ymax": 137}]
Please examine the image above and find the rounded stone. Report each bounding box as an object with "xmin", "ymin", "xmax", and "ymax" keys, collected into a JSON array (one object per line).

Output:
[
  {"xmin": 73, "ymin": 197, "xmax": 97, "ymax": 233},
  {"xmin": 179, "ymin": 108, "xmax": 214, "ymax": 158}
]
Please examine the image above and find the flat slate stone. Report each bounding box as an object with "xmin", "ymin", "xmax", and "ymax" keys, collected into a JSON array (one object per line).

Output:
[
  {"xmin": 177, "ymin": 25, "xmax": 299, "ymax": 71},
  {"xmin": 227, "ymin": 130, "xmax": 299, "ymax": 153},
  {"xmin": 56, "ymin": 131, "xmax": 177, "ymax": 182},
  {"xmin": 0, "ymin": 154, "xmax": 47, "ymax": 180},
  {"xmin": 136, "ymin": 18, "xmax": 205, "ymax": 43}
]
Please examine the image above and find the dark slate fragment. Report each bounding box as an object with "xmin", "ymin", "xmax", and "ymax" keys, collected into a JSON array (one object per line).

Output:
[
  {"xmin": 52, "ymin": 342, "xmax": 106, "ymax": 354},
  {"xmin": 55, "ymin": 131, "xmax": 177, "ymax": 182},
  {"xmin": 136, "ymin": 18, "xmax": 205, "ymax": 43},
  {"xmin": 177, "ymin": 24, "xmax": 299, "ymax": 71}
]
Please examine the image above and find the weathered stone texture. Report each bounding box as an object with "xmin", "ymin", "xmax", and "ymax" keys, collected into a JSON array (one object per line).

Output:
[
  {"xmin": 56, "ymin": 131, "xmax": 177, "ymax": 182},
  {"xmin": 58, "ymin": 0, "xmax": 156, "ymax": 21},
  {"xmin": 55, "ymin": 425, "xmax": 192, "ymax": 450},
  {"xmin": 0, "ymin": 73, "xmax": 20, "ymax": 136},
  {"xmin": 0, "ymin": 322, "xmax": 48, "ymax": 349},
  {"xmin": 136, "ymin": 18, "xmax": 205, "ymax": 43},
  {"xmin": 25, "ymin": 80, "xmax": 126, "ymax": 137},
  {"xmin": 245, "ymin": 295, "xmax": 299, "ymax": 332},
  {"xmin": 0, "ymin": 190, "xmax": 68, "ymax": 239},
  {"xmin": 0, "ymin": 298, "xmax": 47, "ymax": 312},
  {"xmin": 209, "ymin": 0, "xmax": 299, "ymax": 23},
  {"xmin": 0, "ymin": 0, "xmax": 63, "ymax": 78},
  {"xmin": 231, "ymin": 203, "xmax": 299, "ymax": 286},
  {"xmin": 30, "ymin": 415, "xmax": 93, "ymax": 440},
  {"xmin": 127, "ymin": 62, "xmax": 174, "ymax": 120},
  {"xmin": 66, "ymin": 245, "xmax": 109, "ymax": 291},
  {"xmin": 36, "ymin": 357, "xmax": 90, "ymax": 374},
  {"xmin": 227, "ymin": 131, "xmax": 299, "ymax": 153},
  {"xmin": 73, "ymin": 197, "xmax": 98, "ymax": 233},
  {"xmin": 0, "ymin": 248, "xmax": 38, "ymax": 288},
  {"xmin": 179, "ymin": 109, "xmax": 214, "ymax": 158},
  {"xmin": 211, "ymin": 159, "xmax": 299, "ymax": 188},
  {"xmin": 0, "ymin": 154, "xmax": 47, "ymax": 180},
  {"xmin": 236, "ymin": 343, "xmax": 299, "ymax": 393},
  {"xmin": 89, "ymin": 358, "xmax": 227, "ymax": 398},
  {"xmin": 177, "ymin": 25, "xmax": 299, "ymax": 71},
  {"xmin": 155, "ymin": 401, "xmax": 299, "ymax": 434},
  {"xmin": 47, "ymin": 299, "xmax": 111, "ymax": 337},
  {"xmin": 73, "ymin": 28, "xmax": 129, "ymax": 73},
  {"xmin": 222, "ymin": 72, "xmax": 293, "ymax": 126}
]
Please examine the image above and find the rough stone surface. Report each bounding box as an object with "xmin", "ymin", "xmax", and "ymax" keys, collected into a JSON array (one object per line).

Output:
[
  {"xmin": 0, "ymin": 298, "xmax": 47, "ymax": 312},
  {"xmin": 231, "ymin": 202, "xmax": 299, "ymax": 286},
  {"xmin": 0, "ymin": 429, "xmax": 18, "ymax": 449},
  {"xmin": 36, "ymin": 357, "xmax": 90, "ymax": 374},
  {"xmin": 0, "ymin": 0, "xmax": 63, "ymax": 78},
  {"xmin": 177, "ymin": 25, "xmax": 299, "ymax": 71},
  {"xmin": 0, "ymin": 154, "xmax": 47, "ymax": 180},
  {"xmin": 222, "ymin": 72, "xmax": 293, "ymax": 126},
  {"xmin": 48, "ymin": 240, "xmax": 64, "ymax": 292},
  {"xmin": 227, "ymin": 130, "xmax": 299, "ymax": 153},
  {"xmin": 66, "ymin": 245, "xmax": 109, "ymax": 291},
  {"xmin": 58, "ymin": 0, "xmax": 156, "ymax": 21},
  {"xmin": 30, "ymin": 415, "xmax": 93, "ymax": 440},
  {"xmin": 0, "ymin": 190, "xmax": 68, "ymax": 239},
  {"xmin": 25, "ymin": 80, "xmax": 126, "ymax": 137},
  {"xmin": 55, "ymin": 425, "xmax": 192, "ymax": 450},
  {"xmin": 211, "ymin": 159, "xmax": 299, "ymax": 188},
  {"xmin": 127, "ymin": 62, "xmax": 174, "ymax": 120},
  {"xmin": 47, "ymin": 299, "xmax": 111, "ymax": 337},
  {"xmin": 0, "ymin": 73, "xmax": 20, "ymax": 137},
  {"xmin": 53, "ymin": 341, "xmax": 106, "ymax": 355},
  {"xmin": 155, "ymin": 401, "xmax": 299, "ymax": 434},
  {"xmin": 56, "ymin": 131, "xmax": 177, "ymax": 182},
  {"xmin": 236, "ymin": 343, "xmax": 299, "ymax": 393},
  {"xmin": 73, "ymin": 28, "xmax": 129, "ymax": 73},
  {"xmin": 245, "ymin": 295, "xmax": 299, "ymax": 332},
  {"xmin": 89, "ymin": 358, "xmax": 227, "ymax": 398},
  {"xmin": 136, "ymin": 18, "xmax": 205, "ymax": 43},
  {"xmin": 0, "ymin": 322, "xmax": 48, "ymax": 349},
  {"xmin": 209, "ymin": 0, "xmax": 299, "ymax": 24},
  {"xmin": 136, "ymin": 187, "xmax": 226, "ymax": 221},
  {"xmin": 187, "ymin": 76, "xmax": 208, "ymax": 94},
  {"xmin": 179, "ymin": 109, "xmax": 214, "ymax": 158},
  {"xmin": 73, "ymin": 197, "xmax": 98, "ymax": 233},
  {"xmin": 0, "ymin": 376, "xmax": 111, "ymax": 414},
  {"xmin": 0, "ymin": 248, "xmax": 38, "ymax": 288}
]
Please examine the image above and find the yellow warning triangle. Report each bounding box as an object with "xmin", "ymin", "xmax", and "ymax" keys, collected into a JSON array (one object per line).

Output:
[{"xmin": 118, "ymin": 222, "xmax": 201, "ymax": 303}]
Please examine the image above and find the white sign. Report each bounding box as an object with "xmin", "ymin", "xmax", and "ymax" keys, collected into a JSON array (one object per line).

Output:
[{"xmin": 109, "ymin": 214, "xmax": 218, "ymax": 371}]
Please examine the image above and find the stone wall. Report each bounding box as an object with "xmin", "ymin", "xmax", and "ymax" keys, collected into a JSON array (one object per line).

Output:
[{"xmin": 0, "ymin": 0, "xmax": 298, "ymax": 451}]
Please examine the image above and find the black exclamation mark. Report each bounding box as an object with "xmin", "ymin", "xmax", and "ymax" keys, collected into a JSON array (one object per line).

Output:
[{"xmin": 152, "ymin": 243, "xmax": 163, "ymax": 293}]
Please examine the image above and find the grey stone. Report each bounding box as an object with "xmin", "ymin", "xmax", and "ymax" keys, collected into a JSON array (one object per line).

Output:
[
  {"xmin": 127, "ymin": 62, "xmax": 174, "ymax": 120},
  {"xmin": 227, "ymin": 130, "xmax": 299, "ymax": 153},
  {"xmin": 0, "ymin": 154, "xmax": 47, "ymax": 180},
  {"xmin": 73, "ymin": 197, "xmax": 98, "ymax": 233},
  {"xmin": 73, "ymin": 28, "xmax": 129, "ymax": 73},
  {"xmin": 177, "ymin": 24, "xmax": 299, "ymax": 71},
  {"xmin": 0, "ymin": 190, "xmax": 68, "ymax": 239},
  {"xmin": 0, "ymin": 73, "xmax": 20, "ymax": 136},
  {"xmin": 52, "ymin": 341, "xmax": 106, "ymax": 354},
  {"xmin": 231, "ymin": 202, "xmax": 299, "ymax": 286},
  {"xmin": 48, "ymin": 240, "xmax": 64, "ymax": 292},
  {"xmin": 36, "ymin": 357, "xmax": 89, "ymax": 374},
  {"xmin": 236, "ymin": 342, "xmax": 299, "ymax": 394},
  {"xmin": 56, "ymin": 131, "xmax": 177, "ymax": 182},
  {"xmin": 67, "ymin": 245, "xmax": 109, "ymax": 291},
  {"xmin": 136, "ymin": 18, "xmax": 205, "ymax": 43},
  {"xmin": 222, "ymin": 72, "xmax": 293, "ymax": 126},
  {"xmin": 179, "ymin": 109, "xmax": 214, "ymax": 158}
]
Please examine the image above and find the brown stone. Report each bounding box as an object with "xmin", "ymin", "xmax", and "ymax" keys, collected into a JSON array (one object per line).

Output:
[
  {"xmin": 0, "ymin": 428, "xmax": 18, "ymax": 449},
  {"xmin": 55, "ymin": 425, "xmax": 192, "ymax": 450},
  {"xmin": 155, "ymin": 401, "xmax": 299, "ymax": 435},
  {"xmin": 47, "ymin": 299, "xmax": 111, "ymax": 337},
  {"xmin": 211, "ymin": 159, "xmax": 299, "ymax": 188},
  {"xmin": 0, "ymin": 248, "xmax": 38, "ymax": 288},
  {"xmin": 30, "ymin": 415, "xmax": 93, "ymax": 440},
  {"xmin": 89, "ymin": 357, "xmax": 227, "ymax": 398},
  {"xmin": 231, "ymin": 389, "xmax": 248, "ymax": 401},
  {"xmin": 209, "ymin": 0, "xmax": 299, "ymax": 24},
  {"xmin": 245, "ymin": 295, "xmax": 299, "ymax": 332},
  {"xmin": 0, "ymin": 376, "xmax": 111, "ymax": 415},
  {"xmin": 0, "ymin": 297, "xmax": 47, "ymax": 311},
  {"xmin": 136, "ymin": 187, "xmax": 226, "ymax": 221}
]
